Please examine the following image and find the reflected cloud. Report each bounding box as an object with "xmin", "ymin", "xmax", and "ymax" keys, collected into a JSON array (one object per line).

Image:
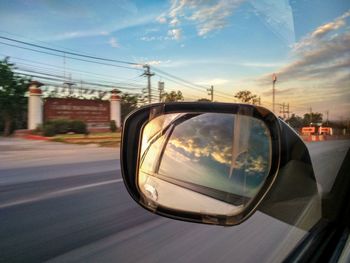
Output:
[{"xmin": 140, "ymin": 113, "xmax": 272, "ymax": 200}]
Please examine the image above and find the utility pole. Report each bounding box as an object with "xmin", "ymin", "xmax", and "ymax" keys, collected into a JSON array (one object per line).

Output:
[
  {"xmin": 272, "ymin": 73, "xmax": 277, "ymax": 113},
  {"xmin": 64, "ymin": 81, "xmax": 75, "ymax": 96},
  {"xmin": 326, "ymin": 110, "xmax": 329, "ymax": 126},
  {"xmin": 279, "ymin": 102, "xmax": 290, "ymax": 120},
  {"xmin": 142, "ymin": 65, "xmax": 154, "ymax": 104},
  {"xmin": 63, "ymin": 52, "xmax": 66, "ymax": 80},
  {"xmin": 207, "ymin": 85, "xmax": 214, "ymax": 102},
  {"xmin": 158, "ymin": 81, "xmax": 164, "ymax": 102},
  {"xmin": 258, "ymin": 96, "xmax": 261, "ymax": 106}
]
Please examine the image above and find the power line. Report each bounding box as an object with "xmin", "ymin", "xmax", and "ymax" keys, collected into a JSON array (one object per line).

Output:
[
  {"xmin": 16, "ymin": 67, "xmax": 142, "ymax": 89},
  {"xmin": 153, "ymin": 67, "xmax": 234, "ymax": 100},
  {"xmin": 16, "ymin": 65, "xmax": 145, "ymax": 88},
  {"xmin": 152, "ymin": 67, "xmax": 207, "ymax": 91},
  {"xmin": 0, "ymin": 30, "xmax": 107, "ymax": 57},
  {"xmin": 15, "ymin": 70, "xmax": 142, "ymax": 91},
  {"xmin": 0, "ymin": 41, "xmax": 143, "ymax": 71},
  {"xmin": 154, "ymin": 72, "xmax": 207, "ymax": 94},
  {"xmin": 2, "ymin": 54, "xmax": 145, "ymax": 86},
  {"xmin": 0, "ymin": 35, "xmax": 238, "ymax": 101},
  {"xmin": 0, "ymin": 35, "xmax": 140, "ymax": 66}
]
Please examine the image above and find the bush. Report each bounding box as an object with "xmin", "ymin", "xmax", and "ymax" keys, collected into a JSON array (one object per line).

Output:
[
  {"xmin": 110, "ymin": 120, "xmax": 117, "ymax": 132},
  {"xmin": 70, "ymin": 120, "xmax": 87, "ymax": 134},
  {"xmin": 43, "ymin": 124, "xmax": 56, "ymax": 137},
  {"xmin": 42, "ymin": 119, "xmax": 87, "ymax": 136},
  {"xmin": 48, "ymin": 119, "xmax": 70, "ymax": 134}
]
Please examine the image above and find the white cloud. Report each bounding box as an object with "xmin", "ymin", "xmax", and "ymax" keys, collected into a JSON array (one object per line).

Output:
[
  {"xmin": 312, "ymin": 10, "xmax": 350, "ymax": 38},
  {"xmin": 167, "ymin": 0, "xmax": 243, "ymax": 37},
  {"xmin": 165, "ymin": 0, "xmax": 295, "ymax": 45},
  {"xmin": 168, "ymin": 28, "xmax": 182, "ymax": 40},
  {"xmin": 145, "ymin": 60, "xmax": 162, "ymax": 65},
  {"xmin": 196, "ymin": 78, "xmax": 229, "ymax": 86},
  {"xmin": 293, "ymin": 10, "xmax": 350, "ymax": 52},
  {"xmin": 189, "ymin": 0, "xmax": 243, "ymax": 36},
  {"xmin": 258, "ymin": 10, "xmax": 350, "ymax": 84},
  {"xmin": 140, "ymin": 35, "xmax": 170, "ymax": 41},
  {"xmin": 108, "ymin": 37, "xmax": 119, "ymax": 48},
  {"xmin": 150, "ymin": 60, "xmax": 172, "ymax": 65},
  {"xmin": 133, "ymin": 57, "xmax": 172, "ymax": 66},
  {"xmin": 240, "ymin": 62, "xmax": 284, "ymax": 68},
  {"xmin": 45, "ymin": 14, "xmax": 156, "ymax": 41}
]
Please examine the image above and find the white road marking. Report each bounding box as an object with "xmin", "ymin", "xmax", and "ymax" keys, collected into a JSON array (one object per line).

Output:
[{"xmin": 0, "ymin": 178, "xmax": 124, "ymax": 209}]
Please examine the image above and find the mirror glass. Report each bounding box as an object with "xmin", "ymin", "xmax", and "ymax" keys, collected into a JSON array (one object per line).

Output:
[{"xmin": 138, "ymin": 113, "xmax": 272, "ymax": 216}]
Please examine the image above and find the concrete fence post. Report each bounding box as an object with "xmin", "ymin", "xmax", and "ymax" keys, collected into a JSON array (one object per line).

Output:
[
  {"xmin": 110, "ymin": 90, "xmax": 121, "ymax": 128},
  {"xmin": 28, "ymin": 81, "xmax": 44, "ymax": 130}
]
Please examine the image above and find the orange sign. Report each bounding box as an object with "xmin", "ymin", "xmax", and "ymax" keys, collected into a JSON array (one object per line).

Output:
[{"xmin": 301, "ymin": 127, "xmax": 315, "ymax": 134}]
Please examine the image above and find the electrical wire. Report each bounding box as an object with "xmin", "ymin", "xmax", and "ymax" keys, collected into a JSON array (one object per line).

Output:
[
  {"xmin": 2, "ymin": 54, "xmax": 145, "ymax": 86},
  {"xmin": 0, "ymin": 35, "xmax": 140, "ymax": 66},
  {"xmin": 0, "ymin": 41, "xmax": 143, "ymax": 71}
]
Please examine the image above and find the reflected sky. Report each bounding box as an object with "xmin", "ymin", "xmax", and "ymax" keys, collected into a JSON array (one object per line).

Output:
[{"xmin": 140, "ymin": 113, "xmax": 272, "ymax": 200}]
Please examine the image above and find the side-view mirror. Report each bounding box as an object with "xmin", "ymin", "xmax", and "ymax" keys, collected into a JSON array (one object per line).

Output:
[{"xmin": 121, "ymin": 103, "xmax": 319, "ymax": 227}]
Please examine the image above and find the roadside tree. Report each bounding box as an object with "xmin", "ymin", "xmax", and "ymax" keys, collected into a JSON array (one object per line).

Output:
[
  {"xmin": 234, "ymin": 90, "xmax": 259, "ymax": 104},
  {"xmin": 0, "ymin": 57, "xmax": 30, "ymax": 136},
  {"xmin": 163, "ymin": 90, "xmax": 184, "ymax": 102},
  {"xmin": 286, "ymin": 114, "xmax": 304, "ymax": 129},
  {"xmin": 303, "ymin": 112, "xmax": 323, "ymax": 125}
]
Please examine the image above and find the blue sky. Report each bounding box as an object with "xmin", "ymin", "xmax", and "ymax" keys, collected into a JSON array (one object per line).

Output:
[{"xmin": 0, "ymin": 0, "xmax": 349, "ymax": 119}]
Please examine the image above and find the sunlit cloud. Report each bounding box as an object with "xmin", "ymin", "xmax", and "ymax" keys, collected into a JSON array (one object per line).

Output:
[
  {"xmin": 294, "ymin": 10, "xmax": 350, "ymax": 51},
  {"xmin": 165, "ymin": 0, "xmax": 243, "ymax": 38},
  {"xmin": 240, "ymin": 62, "xmax": 284, "ymax": 68},
  {"xmin": 255, "ymin": 10, "xmax": 350, "ymax": 117},
  {"xmin": 163, "ymin": 0, "xmax": 295, "ymax": 45}
]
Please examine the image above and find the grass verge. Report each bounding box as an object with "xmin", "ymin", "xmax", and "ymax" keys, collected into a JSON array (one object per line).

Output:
[{"xmin": 51, "ymin": 132, "xmax": 121, "ymax": 147}]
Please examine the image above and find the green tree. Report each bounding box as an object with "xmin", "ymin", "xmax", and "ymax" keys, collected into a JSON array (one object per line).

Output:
[
  {"xmin": 234, "ymin": 90, "xmax": 259, "ymax": 104},
  {"xmin": 121, "ymin": 93, "xmax": 138, "ymax": 121},
  {"xmin": 163, "ymin": 90, "xmax": 184, "ymax": 102},
  {"xmin": 0, "ymin": 58, "xmax": 30, "ymax": 136},
  {"xmin": 286, "ymin": 114, "xmax": 304, "ymax": 129},
  {"xmin": 303, "ymin": 112, "xmax": 323, "ymax": 125}
]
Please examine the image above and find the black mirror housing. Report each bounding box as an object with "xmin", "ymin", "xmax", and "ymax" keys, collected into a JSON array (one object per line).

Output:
[{"xmin": 120, "ymin": 102, "xmax": 287, "ymax": 225}]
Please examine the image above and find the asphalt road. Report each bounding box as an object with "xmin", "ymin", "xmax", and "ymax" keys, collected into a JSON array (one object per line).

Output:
[{"xmin": 0, "ymin": 138, "xmax": 349, "ymax": 263}]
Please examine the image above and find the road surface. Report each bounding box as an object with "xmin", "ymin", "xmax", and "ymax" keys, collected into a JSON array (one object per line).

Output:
[{"xmin": 0, "ymin": 138, "xmax": 349, "ymax": 263}]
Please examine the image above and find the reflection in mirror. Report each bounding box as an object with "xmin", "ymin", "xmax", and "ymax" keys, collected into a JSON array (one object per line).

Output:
[{"xmin": 138, "ymin": 113, "xmax": 272, "ymax": 216}]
